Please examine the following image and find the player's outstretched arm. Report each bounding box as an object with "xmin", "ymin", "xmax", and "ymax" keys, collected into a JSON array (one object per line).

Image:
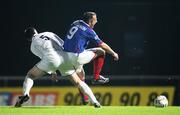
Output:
[{"xmin": 99, "ymin": 42, "xmax": 119, "ymax": 61}]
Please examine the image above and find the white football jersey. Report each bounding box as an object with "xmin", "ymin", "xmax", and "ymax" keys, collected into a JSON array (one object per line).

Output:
[
  {"xmin": 31, "ymin": 32, "xmax": 64, "ymax": 59},
  {"xmin": 30, "ymin": 32, "xmax": 77, "ymax": 76}
]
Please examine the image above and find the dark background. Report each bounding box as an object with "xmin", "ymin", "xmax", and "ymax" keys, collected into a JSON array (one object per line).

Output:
[
  {"xmin": 0, "ymin": 0, "xmax": 180, "ymax": 106},
  {"xmin": 0, "ymin": 0, "xmax": 179, "ymax": 76}
]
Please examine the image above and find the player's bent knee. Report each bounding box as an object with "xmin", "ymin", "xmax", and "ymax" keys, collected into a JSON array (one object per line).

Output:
[
  {"xmin": 26, "ymin": 73, "xmax": 36, "ymax": 80},
  {"xmin": 27, "ymin": 67, "xmax": 45, "ymax": 80},
  {"xmin": 69, "ymin": 73, "xmax": 83, "ymax": 86},
  {"xmin": 96, "ymin": 48, "xmax": 105, "ymax": 56},
  {"xmin": 76, "ymin": 70, "xmax": 85, "ymax": 81}
]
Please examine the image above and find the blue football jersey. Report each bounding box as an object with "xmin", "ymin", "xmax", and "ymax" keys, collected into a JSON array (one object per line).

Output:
[{"xmin": 63, "ymin": 20, "xmax": 103, "ymax": 53}]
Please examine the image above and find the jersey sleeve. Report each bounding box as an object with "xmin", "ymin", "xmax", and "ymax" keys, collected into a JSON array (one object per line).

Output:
[{"xmin": 86, "ymin": 29, "xmax": 103, "ymax": 46}]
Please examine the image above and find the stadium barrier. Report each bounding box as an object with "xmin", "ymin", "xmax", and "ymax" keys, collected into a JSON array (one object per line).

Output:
[
  {"xmin": 0, "ymin": 86, "xmax": 174, "ymax": 106},
  {"xmin": 0, "ymin": 75, "xmax": 179, "ymax": 106}
]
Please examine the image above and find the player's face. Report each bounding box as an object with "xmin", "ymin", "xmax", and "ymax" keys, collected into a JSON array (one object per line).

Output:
[{"xmin": 90, "ymin": 15, "xmax": 97, "ymax": 28}]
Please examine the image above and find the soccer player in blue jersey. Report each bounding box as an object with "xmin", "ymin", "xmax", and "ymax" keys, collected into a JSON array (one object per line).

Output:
[{"xmin": 63, "ymin": 12, "xmax": 119, "ymax": 104}]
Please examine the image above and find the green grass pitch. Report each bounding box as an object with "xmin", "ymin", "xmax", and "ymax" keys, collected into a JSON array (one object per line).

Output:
[{"xmin": 0, "ymin": 106, "xmax": 180, "ymax": 115}]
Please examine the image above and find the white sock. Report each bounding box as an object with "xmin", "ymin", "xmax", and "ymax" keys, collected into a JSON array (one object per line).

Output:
[
  {"xmin": 23, "ymin": 76, "xmax": 34, "ymax": 96},
  {"xmin": 78, "ymin": 81, "xmax": 98, "ymax": 104}
]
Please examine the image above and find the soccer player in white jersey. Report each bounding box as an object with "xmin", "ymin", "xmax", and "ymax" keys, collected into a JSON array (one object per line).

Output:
[
  {"xmin": 15, "ymin": 27, "xmax": 101, "ymax": 108},
  {"xmin": 63, "ymin": 12, "xmax": 119, "ymax": 104}
]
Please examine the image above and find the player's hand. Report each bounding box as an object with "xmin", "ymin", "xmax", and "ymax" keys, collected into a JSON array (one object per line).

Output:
[
  {"xmin": 112, "ymin": 52, "xmax": 119, "ymax": 61},
  {"xmin": 50, "ymin": 73, "xmax": 59, "ymax": 82}
]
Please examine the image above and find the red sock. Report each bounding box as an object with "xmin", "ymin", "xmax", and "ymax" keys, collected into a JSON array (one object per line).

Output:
[
  {"xmin": 93, "ymin": 55, "xmax": 105, "ymax": 80},
  {"xmin": 79, "ymin": 90, "xmax": 89, "ymax": 102}
]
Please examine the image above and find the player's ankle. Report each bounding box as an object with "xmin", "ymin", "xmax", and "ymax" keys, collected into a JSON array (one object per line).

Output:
[{"xmin": 94, "ymin": 75, "xmax": 99, "ymax": 80}]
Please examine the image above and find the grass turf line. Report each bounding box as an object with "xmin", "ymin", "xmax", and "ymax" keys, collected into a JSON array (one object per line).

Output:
[{"xmin": 0, "ymin": 106, "xmax": 180, "ymax": 115}]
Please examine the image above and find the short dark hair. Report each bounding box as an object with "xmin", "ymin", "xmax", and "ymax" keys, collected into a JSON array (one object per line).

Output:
[
  {"xmin": 24, "ymin": 27, "xmax": 37, "ymax": 40},
  {"xmin": 82, "ymin": 12, "xmax": 96, "ymax": 23}
]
